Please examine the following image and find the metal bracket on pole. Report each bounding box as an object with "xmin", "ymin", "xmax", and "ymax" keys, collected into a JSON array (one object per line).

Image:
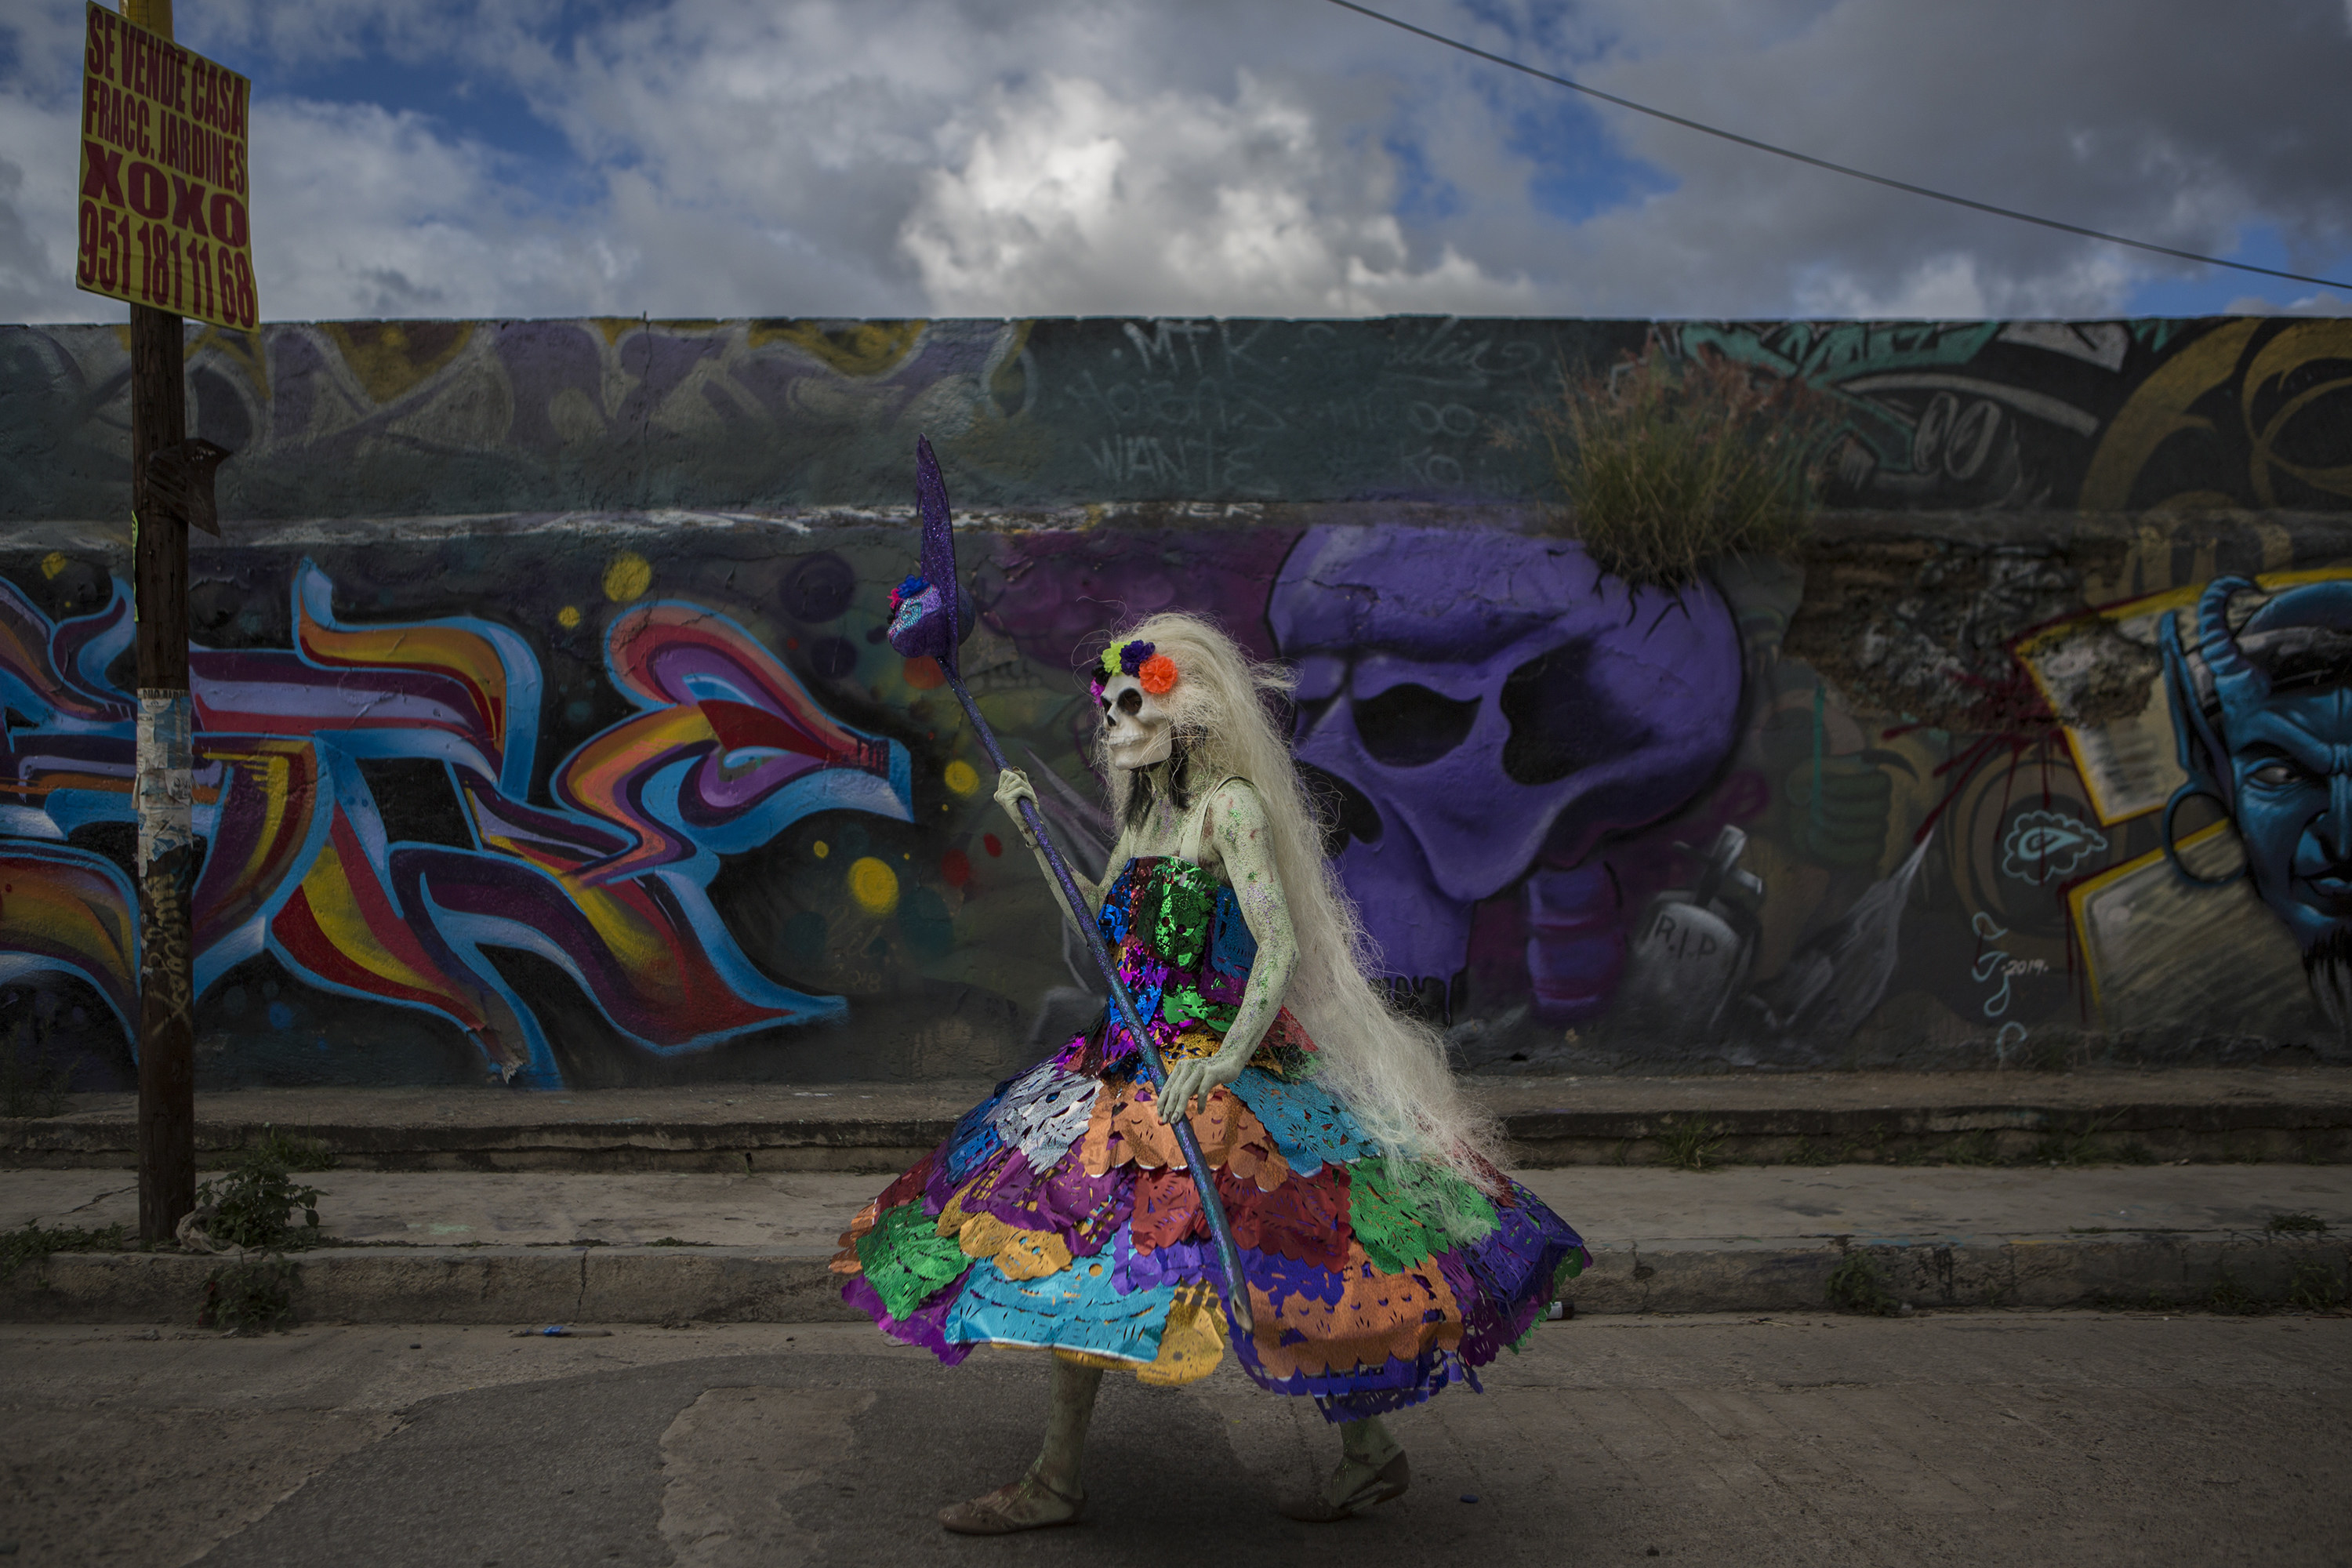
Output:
[{"xmin": 142, "ymin": 438, "xmax": 232, "ymax": 536}]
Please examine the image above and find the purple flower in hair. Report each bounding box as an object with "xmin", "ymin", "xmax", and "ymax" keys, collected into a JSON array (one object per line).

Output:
[{"xmin": 1093, "ymin": 640, "xmax": 1154, "ymax": 680}]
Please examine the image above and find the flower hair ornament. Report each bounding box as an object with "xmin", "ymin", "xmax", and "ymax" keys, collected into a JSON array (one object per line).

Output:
[
  {"xmin": 1091, "ymin": 639, "xmax": 1178, "ymax": 699},
  {"xmin": 887, "ymin": 573, "xmax": 938, "ymax": 639}
]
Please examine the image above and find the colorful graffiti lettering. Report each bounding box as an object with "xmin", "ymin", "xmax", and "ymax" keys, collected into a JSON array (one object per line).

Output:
[
  {"xmin": 1678, "ymin": 317, "xmax": 2352, "ymax": 515},
  {"xmin": 7, "ymin": 311, "xmax": 2352, "ymax": 1085},
  {"xmin": 0, "ymin": 561, "xmax": 909, "ymax": 1085},
  {"xmin": 9, "ymin": 519, "xmax": 2352, "ymax": 1083}
]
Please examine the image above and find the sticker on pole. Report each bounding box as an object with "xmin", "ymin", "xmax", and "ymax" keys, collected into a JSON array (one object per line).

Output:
[{"xmin": 74, "ymin": 2, "xmax": 256, "ymax": 330}]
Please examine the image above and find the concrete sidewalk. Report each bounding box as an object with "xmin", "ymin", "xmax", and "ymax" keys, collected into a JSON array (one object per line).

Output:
[
  {"xmin": 8, "ymin": 1066, "xmax": 2352, "ymax": 1169},
  {"xmin": 7, "ymin": 1160, "xmax": 2347, "ymax": 1325},
  {"xmin": 13, "ymin": 1314, "xmax": 2349, "ymax": 1567}
]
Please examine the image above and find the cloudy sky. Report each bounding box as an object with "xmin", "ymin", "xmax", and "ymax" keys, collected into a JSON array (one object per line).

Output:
[{"xmin": 5, "ymin": 0, "xmax": 2350, "ymax": 325}]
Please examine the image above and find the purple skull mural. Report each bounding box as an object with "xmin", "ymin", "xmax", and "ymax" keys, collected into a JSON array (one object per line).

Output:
[{"xmin": 1269, "ymin": 526, "xmax": 1744, "ymax": 1022}]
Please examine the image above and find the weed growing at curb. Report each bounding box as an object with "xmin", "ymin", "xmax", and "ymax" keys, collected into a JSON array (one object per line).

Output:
[
  {"xmin": 2267, "ymin": 1212, "xmax": 2329, "ymax": 1235},
  {"xmin": 194, "ymin": 1161, "xmax": 325, "ymax": 1252},
  {"xmin": 1944, "ymin": 1131, "xmax": 2000, "ymax": 1167},
  {"xmin": 2091, "ymin": 1289, "xmax": 2180, "ymax": 1312},
  {"xmin": 2205, "ymin": 1267, "xmax": 2265, "ymax": 1316},
  {"xmin": 2286, "ymin": 1262, "xmax": 2348, "ymax": 1312},
  {"xmin": 2091, "ymin": 1258, "xmax": 2348, "ymax": 1317},
  {"xmin": 1826, "ymin": 1250, "xmax": 1900, "ymax": 1316},
  {"xmin": 187, "ymin": 1137, "xmax": 332, "ymax": 1334},
  {"xmin": 1655, "ymin": 1117, "xmax": 1726, "ymax": 1173},
  {"xmin": 201, "ymin": 1256, "xmax": 299, "ymax": 1334},
  {"xmin": 0, "ymin": 1221, "xmax": 130, "ymax": 1279},
  {"xmin": 2030, "ymin": 1125, "xmax": 2109, "ymax": 1167}
]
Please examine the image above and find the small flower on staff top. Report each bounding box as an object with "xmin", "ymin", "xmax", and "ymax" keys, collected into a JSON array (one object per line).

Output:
[{"xmin": 887, "ymin": 575, "xmax": 928, "ymax": 615}]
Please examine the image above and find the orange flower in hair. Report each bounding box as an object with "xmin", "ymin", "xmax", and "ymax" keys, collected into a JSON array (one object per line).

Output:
[{"xmin": 1137, "ymin": 652, "xmax": 1179, "ymax": 695}]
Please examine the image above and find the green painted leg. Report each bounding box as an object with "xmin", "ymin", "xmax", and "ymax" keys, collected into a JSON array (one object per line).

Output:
[
  {"xmin": 938, "ymin": 1357, "xmax": 1102, "ymax": 1534},
  {"xmin": 1280, "ymin": 1416, "xmax": 1411, "ymax": 1523},
  {"xmin": 1037, "ymin": 1357, "xmax": 1105, "ymax": 1496}
]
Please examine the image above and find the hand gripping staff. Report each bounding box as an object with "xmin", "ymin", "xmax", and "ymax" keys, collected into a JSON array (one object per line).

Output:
[{"xmin": 884, "ymin": 436, "xmax": 1256, "ymax": 1338}]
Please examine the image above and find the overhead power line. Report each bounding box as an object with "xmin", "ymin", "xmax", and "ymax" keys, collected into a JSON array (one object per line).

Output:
[{"xmin": 1324, "ymin": 0, "xmax": 2352, "ymax": 294}]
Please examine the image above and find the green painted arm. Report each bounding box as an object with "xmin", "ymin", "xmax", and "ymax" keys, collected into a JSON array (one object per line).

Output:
[
  {"xmin": 996, "ymin": 767, "xmax": 1120, "ymax": 924},
  {"xmin": 1159, "ymin": 780, "xmax": 1297, "ymax": 1120}
]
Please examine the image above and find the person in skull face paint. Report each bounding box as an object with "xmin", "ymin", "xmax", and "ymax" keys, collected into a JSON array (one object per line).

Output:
[
  {"xmin": 2161, "ymin": 575, "xmax": 2352, "ymax": 1026},
  {"xmin": 833, "ymin": 612, "xmax": 1589, "ymax": 1533}
]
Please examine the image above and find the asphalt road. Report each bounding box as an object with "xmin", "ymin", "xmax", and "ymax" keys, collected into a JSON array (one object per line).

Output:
[{"xmin": 4, "ymin": 1312, "xmax": 2347, "ymax": 1567}]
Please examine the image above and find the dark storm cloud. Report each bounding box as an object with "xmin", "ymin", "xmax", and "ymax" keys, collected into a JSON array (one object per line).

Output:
[{"xmin": 2, "ymin": 0, "xmax": 2345, "ymax": 323}]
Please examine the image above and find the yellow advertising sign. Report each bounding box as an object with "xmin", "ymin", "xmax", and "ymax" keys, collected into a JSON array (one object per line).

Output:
[{"xmin": 74, "ymin": 2, "xmax": 256, "ymax": 330}]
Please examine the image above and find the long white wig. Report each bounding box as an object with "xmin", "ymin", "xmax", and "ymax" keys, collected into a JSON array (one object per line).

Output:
[{"xmin": 1093, "ymin": 612, "xmax": 1505, "ymax": 1179}]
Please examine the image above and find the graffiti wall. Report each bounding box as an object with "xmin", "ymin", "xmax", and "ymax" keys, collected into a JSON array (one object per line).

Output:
[
  {"xmin": 2, "ymin": 313, "xmax": 2349, "ymax": 1087},
  {"xmin": 6, "ymin": 314, "xmax": 2351, "ymax": 521}
]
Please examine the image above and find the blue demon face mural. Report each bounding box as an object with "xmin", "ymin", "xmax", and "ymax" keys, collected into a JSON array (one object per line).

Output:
[{"xmin": 2163, "ymin": 577, "xmax": 2352, "ymax": 1021}]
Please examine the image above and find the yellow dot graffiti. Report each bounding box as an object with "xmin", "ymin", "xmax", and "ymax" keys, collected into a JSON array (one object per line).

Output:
[
  {"xmin": 557, "ymin": 605, "xmax": 582, "ymax": 629},
  {"xmin": 811, "ymin": 840, "xmax": 829, "ymax": 859},
  {"xmin": 603, "ymin": 551, "xmax": 653, "ymax": 602},
  {"xmin": 848, "ymin": 856, "xmax": 899, "ymax": 916},
  {"xmin": 942, "ymin": 759, "xmax": 979, "ymax": 797}
]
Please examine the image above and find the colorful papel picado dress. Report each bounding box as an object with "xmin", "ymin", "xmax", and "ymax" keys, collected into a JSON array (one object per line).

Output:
[{"xmin": 834, "ymin": 855, "xmax": 1591, "ymax": 1419}]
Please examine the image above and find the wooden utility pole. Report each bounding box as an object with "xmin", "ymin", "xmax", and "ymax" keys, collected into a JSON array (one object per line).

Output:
[{"xmin": 126, "ymin": 0, "xmax": 196, "ymax": 1246}]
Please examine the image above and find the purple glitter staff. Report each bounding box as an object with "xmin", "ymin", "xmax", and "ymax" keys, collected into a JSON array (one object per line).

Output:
[{"xmin": 885, "ymin": 435, "xmax": 1256, "ymax": 1336}]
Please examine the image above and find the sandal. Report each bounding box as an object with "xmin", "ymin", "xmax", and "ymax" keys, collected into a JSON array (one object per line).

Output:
[
  {"xmin": 1278, "ymin": 1450, "xmax": 1410, "ymax": 1523},
  {"xmin": 938, "ymin": 1472, "xmax": 1087, "ymax": 1534}
]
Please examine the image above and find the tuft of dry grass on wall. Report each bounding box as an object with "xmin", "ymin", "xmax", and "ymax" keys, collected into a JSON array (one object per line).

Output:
[{"xmin": 1544, "ymin": 348, "xmax": 1833, "ymax": 589}]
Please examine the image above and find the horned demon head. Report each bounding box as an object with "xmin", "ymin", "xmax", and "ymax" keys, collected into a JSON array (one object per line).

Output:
[{"xmin": 2161, "ymin": 575, "xmax": 2352, "ymax": 1024}]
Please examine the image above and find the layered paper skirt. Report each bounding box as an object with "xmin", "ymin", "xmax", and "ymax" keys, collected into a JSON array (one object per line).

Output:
[{"xmin": 834, "ymin": 1029, "xmax": 1589, "ymax": 1420}]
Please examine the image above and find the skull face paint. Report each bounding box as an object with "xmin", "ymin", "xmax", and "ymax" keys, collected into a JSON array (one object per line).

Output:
[
  {"xmin": 1098, "ymin": 672, "xmax": 1174, "ymax": 771},
  {"xmin": 1269, "ymin": 526, "xmax": 1743, "ymax": 1007}
]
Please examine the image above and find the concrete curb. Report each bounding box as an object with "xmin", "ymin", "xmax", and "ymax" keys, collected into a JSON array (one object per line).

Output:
[
  {"xmin": 7, "ymin": 1234, "xmax": 2344, "ymax": 1325},
  {"xmin": 1570, "ymin": 1232, "xmax": 2352, "ymax": 1314},
  {"xmin": 0, "ymin": 1246, "xmax": 867, "ymax": 1327},
  {"xmin": 1507, "ymin": 1105, "xmax": 2352, "ymax": 1167},
  {"xmin": 9, "ymin": 1100, "xmax": 2350, "ymax": 1171},
  {"xmin": 0, "ymin": 1120, "xmax": 944, "ymax": 1174}
]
